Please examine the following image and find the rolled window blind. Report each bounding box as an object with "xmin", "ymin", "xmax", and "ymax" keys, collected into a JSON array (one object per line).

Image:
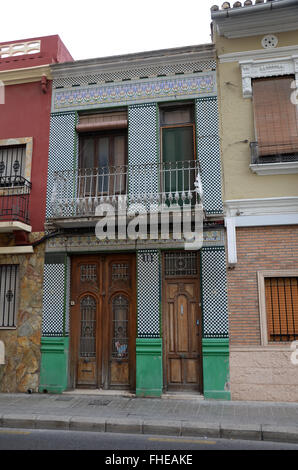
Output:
[
  {"xmin": 253, "ymin": 77, "xmax": 298, "ymax": 156},
  {"xmin": 76, "ymin": 111, "xmax": 128, "ymax": 132}
]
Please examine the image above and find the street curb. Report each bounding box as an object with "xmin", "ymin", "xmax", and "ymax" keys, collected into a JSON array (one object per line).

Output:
[{"xmin": 0, "ymin": 413, "xmax": 298, "ymax": 444}]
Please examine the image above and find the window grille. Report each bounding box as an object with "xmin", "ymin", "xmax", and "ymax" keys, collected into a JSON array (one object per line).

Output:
[
  {"xmin": 80, "ymin": 296, "xmax": 97, "ymax": 357},
  {"xmin": 112, "ymin": 295, "xmax": 129, "ymax": 360},
  {"xmin": 265, "ymin": 277, "xmax": 298, "ymax": 342},
  {"xmin": 164, "ymin": 252, "xmax": 198, "ymax": 278},
  {"xmin": 0, "ymin": 145, "xmax": 26, "ymax": 186},
  {"xmin": 80, "ymin": 265, "xmax": 97, "ymax": 282},
  {"xmin": 112, "ymin": 264, "xmax": 129, "ymax": 281},
  {"xmin": 0, "ymin": 265, "xmax": 19, "ymax": 328}
]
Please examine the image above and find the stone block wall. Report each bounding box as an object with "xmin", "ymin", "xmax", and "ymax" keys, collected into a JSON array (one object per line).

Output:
[
  {"xmin": 0, "ymin": 233, "xmax": 45, "ymax": 392},
  {"xmin": 230, "ymin": 347, "xmax": 298, "ymax": 402}
]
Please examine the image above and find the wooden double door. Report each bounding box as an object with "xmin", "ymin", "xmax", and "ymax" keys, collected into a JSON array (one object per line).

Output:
[
  {"xmin": 163, "ymin": 252, "xmax": 203, "ymax": 393},
  {"xmin": 70, "ymin": 254, "xmax": 136, "ymax": 390}
]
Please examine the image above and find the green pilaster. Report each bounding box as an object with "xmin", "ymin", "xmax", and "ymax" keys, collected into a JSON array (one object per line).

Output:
[
  {"xmin": 136, "ymin": 338, "xmax": 163, "ymax": 397},
  {"xmin": 39, "ymin": 337, "xmax": 69, "ymax": 394},
  {"xmin": 202, "ymin": 338, "xmax": 230, "ymax": 400}
]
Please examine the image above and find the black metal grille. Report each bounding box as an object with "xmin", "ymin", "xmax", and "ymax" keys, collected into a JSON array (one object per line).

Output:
[
  {"xmin": 112, "ymin": 295, "xmax": 128, "ymax": 360},
  {"xmin": 0, "ymin": 179, "xmax": 31, "ymax": 224},
  {"xmin": 164, "ymin": 251, "xmax": 198, "ymax": 277},
  {"xmin": 265, "ymin": 277, "xmax": 298, "ymax": 342},
  {"xmin": 0, "ymin": 265, "xmax": 19, "ymax": 328},
  {"xmin": 80, "ymin": 295, "xmax": 96, "ymax": 358},
  {"xmin": 0, "ymin": 145, "xmax": 26, "ymax": 185},
  {"xmin": 250, "ymin": 142, "xmax": 298, "ymax": 165}
]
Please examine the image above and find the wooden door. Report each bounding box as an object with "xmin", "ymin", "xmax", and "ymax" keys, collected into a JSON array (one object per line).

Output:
[
  {"xmin": 70, "ymin": 254, "xmax": 136, "ymax": 390},
  {"xmin": 163, "ymin": 252, "xmax": 202, "ymax": 392}
]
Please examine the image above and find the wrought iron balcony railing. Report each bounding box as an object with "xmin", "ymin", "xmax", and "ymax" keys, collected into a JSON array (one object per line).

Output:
[
  {"xmin": 250, "ymin": 142, "xmax": 298, "ymax": 165},
  {"xmin": 50, "ymin": 160, "xmax": 203, "ymax": 219},
  {"xmin": 0, "ymin": 177, "xmax": 32, "ymax": 225}
]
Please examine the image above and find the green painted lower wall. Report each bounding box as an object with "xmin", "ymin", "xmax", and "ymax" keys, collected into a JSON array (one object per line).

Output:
[
  {"xmin": 202, "ymin": 338, "xmax": 230, "ymax": 400},
  {"xmin": 136, "ymin": 338, "xmax": 163, "ymax": 397},
  {"xmin": 39, "ymin": 337, "xmax": 69, "ymax": 394}
]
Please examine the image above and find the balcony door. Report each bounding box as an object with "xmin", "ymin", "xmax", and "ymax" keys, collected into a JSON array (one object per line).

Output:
[
  {"xmin": 160, "ymin": 105, "xmax": 196, "ymax": 205},
  {"xmin": 78, "ymin": 131, "xmax": 127, "ymax": 209},
  {"xmin": 70, "ymin": 254, "xmax": 136, "ymax": 390}
]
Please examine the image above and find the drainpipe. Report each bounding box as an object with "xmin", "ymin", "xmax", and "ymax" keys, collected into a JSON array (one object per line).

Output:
[{"xmin": 0, "ymin": 341, "xmax": 5, "ymax": 387}]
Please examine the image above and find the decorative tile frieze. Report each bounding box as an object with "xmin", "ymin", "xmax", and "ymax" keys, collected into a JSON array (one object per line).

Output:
[
  {"xmin": 52, "ymin": 73, "xmax": 217, "ymax": 112},
  {"xmin": 45, "ymin": 230, "xmax": 225, "ymax": 253},
  {"xmin": 53, "ymin": 58, "xmax": 216, "ymax": 89}
]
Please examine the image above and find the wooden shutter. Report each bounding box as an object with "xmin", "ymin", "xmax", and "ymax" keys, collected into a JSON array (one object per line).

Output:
[
  {"xmin": 265, "ymin": 277, "xmax": 298, "ymax": 342},
  {"xmin": 253, "ymin": 77, "xmax": 298, "ymax": 156}
]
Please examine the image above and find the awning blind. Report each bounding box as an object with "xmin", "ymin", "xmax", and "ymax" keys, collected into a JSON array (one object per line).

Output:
[{"xmin": 253, "ymin": 77, "xmax": 298, "ymax": 156}]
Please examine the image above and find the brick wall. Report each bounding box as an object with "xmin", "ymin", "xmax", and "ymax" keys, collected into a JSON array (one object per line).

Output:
[{"xmin": 228, "ymin": 225, "xmax": 298, "ymax": 346}]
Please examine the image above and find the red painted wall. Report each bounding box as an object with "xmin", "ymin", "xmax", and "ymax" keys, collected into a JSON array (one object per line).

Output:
[
  {"xmin": 0, "ymin": 80, "xmax": 52, "ymax": 232},
  {"xmin": 0, "ymin": 35, "xmax": 73, "ymax": 71},
  {"xmin": 0, "ymin": 35, "xmax": 73, "ymax": 233}
]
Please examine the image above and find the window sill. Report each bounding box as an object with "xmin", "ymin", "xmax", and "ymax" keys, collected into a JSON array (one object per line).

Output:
[
  {"xmin": 250, "ymin": 162, "xmax": 298, "ymax": 175},
  {"xmin": 0, "ymin": 327, "xmax": 16, "ymax": 330}
]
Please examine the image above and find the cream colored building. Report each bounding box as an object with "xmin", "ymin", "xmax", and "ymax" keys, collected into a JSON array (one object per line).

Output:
[{"xmin": 212, "ymin": 0, "xmax": 298, "ymax": 402}]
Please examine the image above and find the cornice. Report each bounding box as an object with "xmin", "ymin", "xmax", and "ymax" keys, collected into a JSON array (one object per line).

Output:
[
  {"xmin": 0, "ymin": 64, "xmax": 52, "ymax": 85},
  {"xmin": 224, "ymin": 197, "xmax": 298, "ymax": 217},
  {"xmin": 218, "ymin": 45, "xmax": 298, "ymax": 64},
  {"xmin": 240, "ymin": 54, "xmax": 298, "ymax": 98},
  {"xmin": 212, "ymin": 3, "xmax": 298, "ymax": 39},
  {"xmin": 50, "ymin": 44, "xmax": 215, "ymax": 80}
]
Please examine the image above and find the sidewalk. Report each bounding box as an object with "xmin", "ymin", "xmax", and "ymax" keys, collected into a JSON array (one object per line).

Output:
[{"xmin": 0, "ymin": 391, "xmax": 298, "ymax": 443}]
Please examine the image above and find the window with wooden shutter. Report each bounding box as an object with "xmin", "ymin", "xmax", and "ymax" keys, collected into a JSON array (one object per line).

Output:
[
  {"xmin": 265, "ymin": 277, "xmax": 298, "ymax": 343},
  {"xmin": 253, "ymin": 76, "xmax": 298, "ymax": 156}
]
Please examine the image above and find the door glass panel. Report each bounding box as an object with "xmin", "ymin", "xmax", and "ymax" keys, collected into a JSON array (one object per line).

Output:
[
  {"xmin": 112, "ymin": 135, "xmax": 126, "ymax": 194},
  {"xmin": 80, "ymin": 138, "xmax": 94, "ymax": 169},
  {"xmin": 112, "ymin": 295, "xmax": 129, "ymax": 360},
  {"xmin": 162, "ymin": 126, "xmax": 194, "ymax": 197},
  {"xmin": 98, "ymin": 136, "xmax": 109, "ymax": 193},
  {"xmin": 80, "ymin": 295, "xmax": 96, "ymax": 358}
]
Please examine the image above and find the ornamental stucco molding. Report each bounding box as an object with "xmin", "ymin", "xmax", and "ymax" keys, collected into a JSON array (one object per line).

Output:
[
  {"xmin": 240, "ymin": 55, "xmax": 298, "ymax": 98},
  {"xmin": 51, "ymin": 72, "xmax": 217, "ymax": 112}
]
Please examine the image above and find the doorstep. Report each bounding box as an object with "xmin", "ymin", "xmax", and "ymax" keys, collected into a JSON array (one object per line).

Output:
[
  {"xmin": 63, "ymin": 389, "xmax": 136, "ymax": 398},
  {"xmin": 162, "ymin": 392, "xmax": 204, "ymax": 401}
]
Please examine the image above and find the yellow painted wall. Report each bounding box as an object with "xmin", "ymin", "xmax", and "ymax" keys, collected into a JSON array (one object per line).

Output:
[{"xmin": 215, "ymin": 30, "xmax": 298, "ymax": 201}]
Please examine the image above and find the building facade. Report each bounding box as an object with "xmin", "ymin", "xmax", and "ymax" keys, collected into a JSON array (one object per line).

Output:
[
  {"xmin": 39, "ymin": 45, "xmax": 231, "ymax": 398},
  {"xmin": 212, "ymin": 0, "xmax": 298, "ymax": 401},
  {"xmin": 0, "ymin": 36, "xmax": 73, "ymax": 392}
]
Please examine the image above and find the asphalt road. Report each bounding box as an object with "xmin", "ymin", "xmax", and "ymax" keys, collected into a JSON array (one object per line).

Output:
[{"xmin": 0, "ymin": 427, "xmax": 298, "ymax": 451}]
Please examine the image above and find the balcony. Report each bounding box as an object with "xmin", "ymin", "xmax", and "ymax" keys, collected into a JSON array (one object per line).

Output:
[
  {"xmin": 49, "ymin": 160, "xmax": 203, "ymax": 227},
  {"xmin": 250, "ymin": 142, "xmax": 298, "ymax": 175},
  {"xmin": 0, "ymin": 177, "xmax": 32, "ymax": 232}
]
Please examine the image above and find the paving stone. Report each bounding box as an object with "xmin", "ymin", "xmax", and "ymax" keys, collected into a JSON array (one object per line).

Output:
[
  {"xmin": 69, "ymin": 416, "xmax": 106, "ymax": 433},
  {"xmin": 143, "ymin": 419, "xmax": 181, "ymax": 436},
  {"xmin": 181, "ymin": 421, "xmax": 220, "ymax": 438},
  {"xmin": 106, "ymin": 418, "xmax": 142, "ymax": 434},
  {"xmin": 221, "ymin": 423, "xmax": 262, "ymax": 441},
  {"xmin": 35, "ymin": 414, "xmax": 70, "ymax": 430},
  {"xmin": 2, "ymin": 414, "xmax": 37, "ymax": 429},
  {"xmin": 262, "ymin": 425, "xmax": 298, "ymax": 444}
]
